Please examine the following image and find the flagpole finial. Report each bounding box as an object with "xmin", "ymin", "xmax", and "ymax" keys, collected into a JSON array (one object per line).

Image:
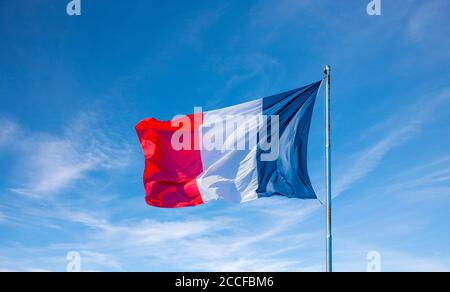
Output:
[{"xmin": 324, "ymin": 65, "xmax": 331, "ymax": 75}]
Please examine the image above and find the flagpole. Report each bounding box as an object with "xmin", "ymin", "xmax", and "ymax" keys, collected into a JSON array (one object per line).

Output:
[{"xmin": 324, "ymin": 65, "xmax": 332, "ymax": 272}]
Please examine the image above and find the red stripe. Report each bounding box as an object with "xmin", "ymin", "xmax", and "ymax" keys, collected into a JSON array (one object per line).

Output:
[{"xmin": 135, "ymin": 113, "xmax": 204, "ymax": 208}]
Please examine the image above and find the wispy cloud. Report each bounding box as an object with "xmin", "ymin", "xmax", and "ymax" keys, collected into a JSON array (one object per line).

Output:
[
  {"xmin": 78, "ymin": 205, "xmax": 315, "ymax": 271},
  {"xmin": 377, "ymin": 155, "xmax": 450, "ymax": 203},
  {"xmin": 334, "ymin": 126, "xmax": 415, "ymax": 197},
  {"xmin": 402, "ymin": 0, "xmax": 450, "ymax": 67},
  {"xmin": 334, "ymin": 87, "xmax": 450, "ymax": 197},
  {"xmin": 0, "ymin": 198, "xmax": 324, "ymax": 272},
  {"xmin": 335, "ymin": 238, "xmax": 450, "ymax": 272},
  {"xmin": 8, "ymin": 112, "xmax": 132, "ymax": 198},
  {"xmin": 61, "ymin": 208, "xmax": 231, "ymax": 246},
  {"xmin": 248, "ymin": 0, "xmax": 314, "ymax": 44},
  {"xmin": 0, "ymin": 211, "xmax": 7, "ymax": 223},
  {"xmin": 406, "ymin": 0, "xmax": 450, "ymax": 42},
  {"xmin": 208, "ymin": 53, "xmax": 285, "ymax": 107},
  {"xmin": 381, "ymin": 250, "xmax": 450, "ymax": 272},
  {"xmin": 0, "ymin": 117, "xmax": 17, "ymax": 146}
]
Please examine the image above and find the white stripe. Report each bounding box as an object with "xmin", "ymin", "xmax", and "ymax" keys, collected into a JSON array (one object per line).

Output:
[{"xmin": 197, "ymin": 99, "xmax": 262, "ymax": 203}]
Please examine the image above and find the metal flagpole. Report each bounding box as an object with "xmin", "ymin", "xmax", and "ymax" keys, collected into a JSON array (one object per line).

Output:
[{"xmin": 324, "ymin": 65, "xmax": 332, "ymax": 272}]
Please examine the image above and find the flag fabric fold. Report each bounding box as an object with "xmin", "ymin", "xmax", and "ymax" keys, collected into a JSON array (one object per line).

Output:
[{"xmin": 135, "ymin": 81, "xmax": 322, "ymax": 208}]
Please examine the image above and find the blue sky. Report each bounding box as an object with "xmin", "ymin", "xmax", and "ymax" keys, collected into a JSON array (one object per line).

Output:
[{"xmin": 0, "ymin": 0, "xmax": 449, "ymax": 272}]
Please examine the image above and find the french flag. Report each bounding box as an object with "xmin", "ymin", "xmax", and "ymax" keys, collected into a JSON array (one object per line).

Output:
[{"xmin": 135, "ymin": 81, "xmax": 322, "ymax": 208}]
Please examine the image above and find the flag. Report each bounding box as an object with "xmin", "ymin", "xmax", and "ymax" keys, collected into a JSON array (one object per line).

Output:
[{"xmin": 135, "ymin": 81, "xmax": 322, "ymax": 208}]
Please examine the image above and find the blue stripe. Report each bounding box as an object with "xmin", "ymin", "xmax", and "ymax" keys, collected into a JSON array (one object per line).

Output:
[{"xmin": 256, "ymin": 81, "xmax": 322, "ymax": 200}]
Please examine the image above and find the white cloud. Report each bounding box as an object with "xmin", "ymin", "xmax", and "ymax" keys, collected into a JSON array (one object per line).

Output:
[
  {"xmin": 208, "ymin": 53, "xmax": 286, "ymax": 108},
  {"xmin": 0, "ymin": 117, "xmax": 17, "ymax": 146},
  {"xmin": 9, "ymin": 112, "xmax": 132, "ymax": 198},
  {"xmin": 334, "ymin": 88, "xmax": 450, "ymax": 197},
  {"xmin": 402, "ymin": 0, "xmax": 450, "ymax": 66},
  {"xmin": 381, "ymin": 251, "xmax": 450, "ymax": 272},
  {"xmin": 191, "ymin": 258, "xmax": 299, "ymax": 272},
  {"xmin": 334, "ymin": 125, "xmax": 415, "ymax": 197},
  {"xmin": 26, "ymin": 268, "xmax": 51, "ymax": 272},
  {"xmin": 61, "ymin": 209, "xmax": 230, "ymax": 246},
  {"xmin": 407, "ymin": 0, "xmax": 450, "ymax": 42},
  {"xmin": 11, "ymin": 138, "xmax": 94, "ymax": 196},
  {"xmin": 377, "ymin": 155, "xmax": 450, "ymax": 203},
  {"xmin": 0, "ymin": 212, "xmax": 7, "ymax": 223},
  {"xmin": 79, "ymin": 251, "xmax": 122, "ymax": 271},
  {"xmin": 389, "ymin": 168, "xmax": 450, "ymax": 192},
  {"xmin": 335, "ymin": 241, "xmax": 450, "ymax": 272},
  {"xmin": 0, "ymin": 199, "xmax": 323, "ymax": 272}
]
